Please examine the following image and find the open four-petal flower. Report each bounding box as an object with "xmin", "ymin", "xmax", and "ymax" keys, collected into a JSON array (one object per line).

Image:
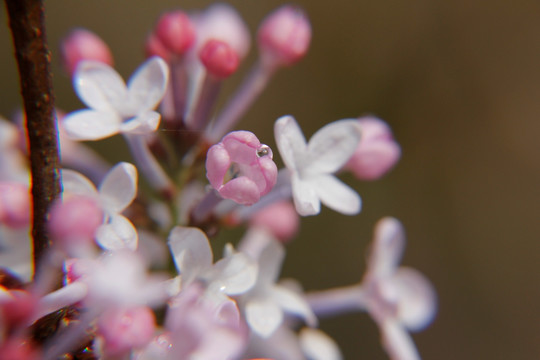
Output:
[
  {"xmin": 63, "ymin": 57, "xmax": 169, "ymax": 141},
  {"xmin": 239, "ymin": 229, "xmax": 316, "ymax": 338},
  {"xmin": 168, "ymin": 226, "xmax": 257, "ymax": 302},
  {"xmin": 274, "ymin": 115, "xmax": 362, "ymax": 216},
  {"xmin": 61, "ymin": 162, "xmax": 138, "ymax": 250},
  {"xmin": 362, "ymin": 217, "xmax": 437, "ymax": 360}
]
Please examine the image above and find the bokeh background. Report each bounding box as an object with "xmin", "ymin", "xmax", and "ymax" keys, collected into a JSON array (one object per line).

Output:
[{"xmin": 2, "ymin": 1, "xmax": 540, "ymax": 359}]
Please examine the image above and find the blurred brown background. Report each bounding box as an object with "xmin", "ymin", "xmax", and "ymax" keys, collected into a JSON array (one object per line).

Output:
[{"xmin": 2, "ymin": 0, "xmax": 540, "ymax": 359}]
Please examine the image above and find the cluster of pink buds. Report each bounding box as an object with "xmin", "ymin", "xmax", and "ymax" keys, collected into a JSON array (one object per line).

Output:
[{"xmin": 0, "ymin": 2, "xmax": 436, "ymax": 360}]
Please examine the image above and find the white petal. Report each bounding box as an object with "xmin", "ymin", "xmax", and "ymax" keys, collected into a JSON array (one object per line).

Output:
[
  {"xmin": 168, "ymin": 227, "xmax": 213, "ymax": 284},
  {"xmin": 211, "ymin": 252, "xmax": 258, "ymax": 295},
  {"xmin": 95, "ymin": 214, "xmax": 138, "ymax": 251},
  {"xmin": 311, "ymin": 175, "xmax": 361, "ymax": 215},
  {"xmin": 127, "ymin": 57, "xmax": 169, "ymax": 111},
  {"xmin": 392, "ymin": 267, "xmax": 437, "ymax": 331},
  {"xmin": 99, "ymin": 162, "xmax": 137, "ymax": 213},
  {"xmin": 291, "ymin": 175, "xmax": 320, "ymax": 216},
  {"xmin": 35, "ymin": 282, "xmax": 89, "ymax": 322},
  {"xmin": 257, "ymin": 237, "xmax": 285, "ymax": 285},
  {"xmin": 299, "ymin": 328, "xmax": 343, "ymax": 360},
  {"xmin": 380, "ymin": 321, "xmax": 421, "ymax": 360},
  {"xmin": 61, "ymin": 169, "xmax": 98, "ymax": 197},
  {"xmin": 245, "ymin": 298, "xmax": 284, "ymax": 337},
  {"xmin": 118, "ymin": 111, "xmax": 160, "ymax": 135},
  {"xmin": 62, "ymin": 109, "xmax": 121, "ymax": 141},
  {"xmin": 74, "ymin": 60, "xmax": 127, "ymax": 111},
  {"xmin": 306, "ymin": 119, "xmax": 362, "ymax": 174},
  {"xmin": 272, "ymin": 284, "xmax": 317, "ymax": 326},
  {"xmin": 368, "ymin": 217, "xmax": 406, "ymax": 278},
  {"xmin": 274, "ymin": 115, "xmax": 307, "ymax": 171}
]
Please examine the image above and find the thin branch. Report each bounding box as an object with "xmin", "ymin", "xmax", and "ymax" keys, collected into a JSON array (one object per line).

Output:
[{"xmin": 5, "ymin": 0, "xmax": 60, "ymax": 274}]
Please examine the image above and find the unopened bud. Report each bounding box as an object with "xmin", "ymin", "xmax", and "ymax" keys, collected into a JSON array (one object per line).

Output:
[
  {"xmin": 144, "ymin": 33, "xmax": 172, "ymax": 62},
  {"xmin": 258, "ymin": 6, "xmax": 311, "ymax": 68},
  {"xmin": 0, "ymin": 182, "xmax": 30, "ymax": 229},
  {"xmin": 199, "ymin": 39, "xmax": 240, "ymax": 78},
  {"xmin": 250, "ymin": 201, "xmax": 299, "ymax": 242},
  {"xmin": 61, "ymin": 28, "xmax": 113, "ymax": 76},
  {"xmin": 155, "ymin": 11, "xmax": 196, "ymax": 55},
  {"xmin": 98, "ymin": 306, "xmax": 156, "ymax": 356},
  {"xmin": 344, "ymin": 117, "xmax": 401, "ymax": 180},
  {"xmin": 48, "ymin": 196, "xmax": 103, "ymax": 249}
]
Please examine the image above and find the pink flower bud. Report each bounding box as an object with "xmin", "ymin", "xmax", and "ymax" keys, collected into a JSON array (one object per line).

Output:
[
  {"xmin": 48, "ymin": 196, "xmax": 103, "ymax": 249},
  {"xmin": 1, "ymin": 290, "xmax": 38, "ymax": 327},
  {"xmin": 60, "ymin": 28, "xmax": 113, "ymax": 76},
  {"xmin": 98, "ymin": 306, "xmax": 156, "ymax": 356},
  {"xmin": 257, "ymin": 6, "xmax": 312, "ymax": 68},
  {"xmin": 0, "ymin": 337, "xmax": 41, "ymax": 360},
  {"xmin": 344, "ymin": 117, "xmax": 401, "ymax": 180},
  {"xmin": 193, "ymin": 4, "xmax": 251, "ymax": 60},
  {"xmin": 199, "ymin": 39, "xmax": 240, "ymax": 78},
  {"xmin": 155, "ymin": 11, "xmax": 196, "ymax": 55},
  {"xmin": 250, "ymin": 201, "xmax": 299, "ymax": 242},
  {"xmin": 0, "ymin": 182, "xmax": 30, "ymax": 229},
  {"xmin": 144, "ymin": 33, "xmax": 172, "ymax": 62},
  {"xmin": 206, "ymin": 131, "xmax": 278, "ymax": 205}
]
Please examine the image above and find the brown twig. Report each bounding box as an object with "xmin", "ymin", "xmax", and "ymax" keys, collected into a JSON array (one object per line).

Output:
[{"xmin": 4, "ymin": 0, "xmax": 60, "ymax": 274}]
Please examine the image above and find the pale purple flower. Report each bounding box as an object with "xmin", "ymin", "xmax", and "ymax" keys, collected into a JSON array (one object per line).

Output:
[
  {"xmin": 274, "ymin": 115, "xmax": 362, "ymax": 216},
  {"xmin": 206, "ymin": 131, "xmax": 278, "ymax": 205},
  {"xmin": 62, "ymin": 57, "xmax": 169, "ymax": 141},
  {"xmin": 61, "ymin": 162, "xmax": 139, "ymax": 251}
]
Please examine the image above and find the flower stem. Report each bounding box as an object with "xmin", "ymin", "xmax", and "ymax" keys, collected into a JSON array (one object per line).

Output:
[
  {"xmin": 5, "ymin": 0, "xmax": 61, "ymax": 275},
  {"xmin": 306, "ymin": 285, "xmax": 367, "ymax": 317}
]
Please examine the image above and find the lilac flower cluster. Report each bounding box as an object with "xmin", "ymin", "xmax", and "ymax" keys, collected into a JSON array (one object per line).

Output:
[{"xmin": 0, "ymin": 3, "xmax": 435, "ymax": 360}]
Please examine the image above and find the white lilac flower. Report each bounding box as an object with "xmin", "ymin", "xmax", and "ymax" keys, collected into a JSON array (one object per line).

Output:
[
  {"xmin": 154, "ymin": 282, "xmax": 246, "ymax": 360},
  {"xmin": 361, "ymin": 217, "xmax": 437, "ymax": 360},
  {"xmin": 239, "ymin": 229, "xmax": 316, "ymax": 337},
  {"xmin": 64, "ymin": 250, "xmax": 168, "ymax": 309},
  {"xmin": 61, "ymin": 162, "xmax": 138, "ymax": 251},
  {"xmin": 62, "ymin": 57, "xmax": 169, "ymax": 141},
  {"xmin": 274, "ymin": 115, "xmax": 362, "ymax": 216},
  {"xmin": 299, "ymin": 327, "xmax": 343, "ymax": 360},
  {"xmin": 167, "ymin": 226, "xmax": 257, "ymax": 303},
  {"xmin": 305, "ymin": 218, "xmax": 436, "ymax": 360},
  {"xmin": 243, "ymin": 324, "xmax": 340, "ymax": 360}
]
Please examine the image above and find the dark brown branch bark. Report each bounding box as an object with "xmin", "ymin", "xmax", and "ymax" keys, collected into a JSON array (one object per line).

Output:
[{"xmin": 5, "ymin": 0, "xmax": 60, "ymax": 274}]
